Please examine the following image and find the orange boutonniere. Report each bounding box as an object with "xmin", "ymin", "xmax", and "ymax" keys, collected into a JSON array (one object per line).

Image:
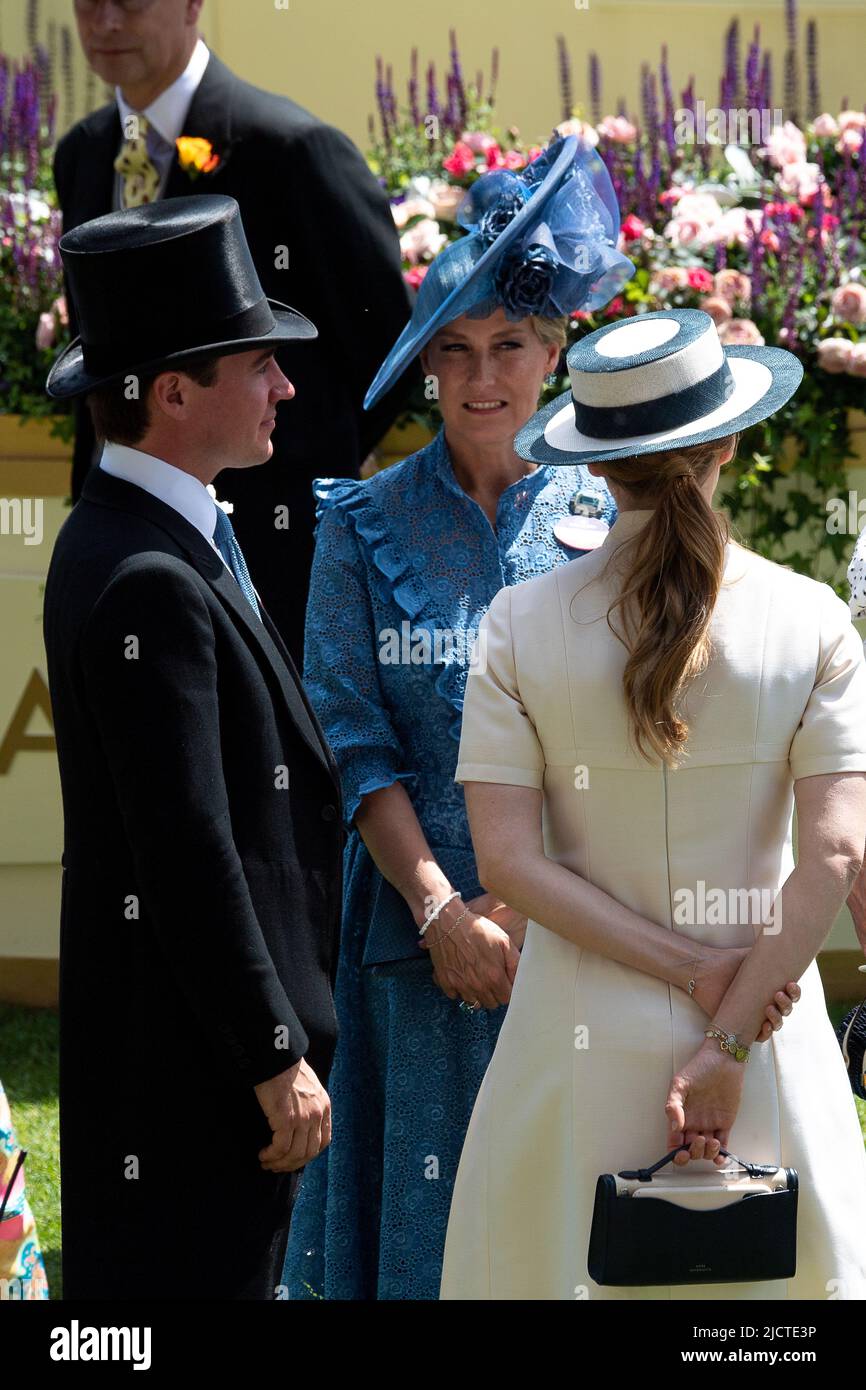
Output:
[{"xmin": 175, "ymin": 136, "xmax": 221, "ymax": 179}]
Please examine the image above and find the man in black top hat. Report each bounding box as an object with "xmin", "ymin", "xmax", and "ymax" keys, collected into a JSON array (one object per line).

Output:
[
  {"xmin": 44, "ymin": 194, "xmax": 343, "ymax": 1300},
  {"xmin": 55, "ymin": 0, "xmax": 414, "ymax": 663}
]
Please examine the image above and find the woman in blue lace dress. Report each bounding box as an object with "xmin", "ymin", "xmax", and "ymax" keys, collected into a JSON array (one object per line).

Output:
[{"xmin": 281, "ymin": 134, "xmax": 633, "ymax": 1299}]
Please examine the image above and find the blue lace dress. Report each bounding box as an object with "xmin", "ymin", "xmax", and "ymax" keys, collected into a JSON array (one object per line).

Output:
[{"xmin": 281, "ymin": 423, "xmax": 616, "ymax": 1300}]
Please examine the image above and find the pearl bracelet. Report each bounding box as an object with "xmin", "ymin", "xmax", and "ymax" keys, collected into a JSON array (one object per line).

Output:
[{"xmin": 418, "ymin": 890, "xmax": 460, "ymax": 938}]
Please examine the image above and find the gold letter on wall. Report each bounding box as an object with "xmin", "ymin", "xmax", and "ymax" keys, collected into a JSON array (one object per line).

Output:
[{"xmin": 0, "ymin": 669, "xmax": 56, "ymax": 773}]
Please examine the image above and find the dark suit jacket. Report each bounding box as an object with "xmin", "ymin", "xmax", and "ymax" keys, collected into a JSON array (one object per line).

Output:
[
  {"xmin": 43, "ymin": 464, "xmax": 344, "ymax": 1298},
  {"xmin": 53, "ymin": 50, "xmax": 416, "ymax": 663}
]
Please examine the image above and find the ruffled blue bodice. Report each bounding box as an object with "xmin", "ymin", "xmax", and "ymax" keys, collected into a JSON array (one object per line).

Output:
[{"xmin": 303, "ymin": 423, "xmax": 616, "ymax": 888}]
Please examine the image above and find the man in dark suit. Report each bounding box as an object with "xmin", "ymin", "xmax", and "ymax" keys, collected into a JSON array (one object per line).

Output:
[
  {"xmin": 55, "ymin": 0, "xmax": 414, "ymax": 663},
  {"xmin": 44, "ymin": 194, "xmax": 343, "ymax": 1300}
]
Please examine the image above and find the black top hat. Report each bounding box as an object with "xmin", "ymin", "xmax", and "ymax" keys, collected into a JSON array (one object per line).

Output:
[{"xmin": 46, "ymin": 195, "xmax": 317, "ymax": 399}]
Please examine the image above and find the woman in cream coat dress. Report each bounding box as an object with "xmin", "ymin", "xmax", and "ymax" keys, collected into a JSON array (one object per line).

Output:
[{"xmin": 439, "ymin": 310, "xmax": 866, "ymax": 1300}]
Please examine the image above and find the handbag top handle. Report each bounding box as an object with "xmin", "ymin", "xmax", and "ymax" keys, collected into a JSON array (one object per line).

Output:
[{"xmin": 618, "ymin": 1144, "xmax": 781, "ymax": 1182}]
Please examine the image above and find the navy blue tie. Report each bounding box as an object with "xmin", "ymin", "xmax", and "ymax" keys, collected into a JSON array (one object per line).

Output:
[{"xmin": 212, "ymin": 507, "xmax": 262, "ymax": 620}]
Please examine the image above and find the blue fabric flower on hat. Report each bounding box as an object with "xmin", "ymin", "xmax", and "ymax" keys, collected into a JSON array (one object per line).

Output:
[
  {"xmin": 495, "ymin": 242, "xmax": 559, "ymax": 317},
  {"xmin": 477, "ymin": 187, "xmax": 530, "ymax": 246}
]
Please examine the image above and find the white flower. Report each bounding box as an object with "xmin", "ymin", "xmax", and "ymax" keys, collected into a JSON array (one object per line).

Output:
[
  {"xmin": 7, "ymin": 190, "xmax": 52, "ymax": 224},
  {"xmin": 399, "ymin": 217, "xmax": 447, "ymax": 265},
  {"xmin": 206, "ymin": 484, "xmax": 233, "ymax": 515},
  {"xmin": 555, "ymin": 117, "xmax": 599, "ymax": 148},
  {"xmin": 391, "ymin": 195, "xmax": 436, "ymax": 230}
]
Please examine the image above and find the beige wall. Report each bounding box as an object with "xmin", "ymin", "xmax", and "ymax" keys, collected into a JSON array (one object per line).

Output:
[{"xmin": 2, "ymin": 0, "xmax": 866, "ymax": 153}]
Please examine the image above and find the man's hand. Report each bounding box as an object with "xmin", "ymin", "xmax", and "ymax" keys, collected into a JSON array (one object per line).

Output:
[{"xmin": 254, "ymin": 1058, "xmax": 331, "ymax": 1173}]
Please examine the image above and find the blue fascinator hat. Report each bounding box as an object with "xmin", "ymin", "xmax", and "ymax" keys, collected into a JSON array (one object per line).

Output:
[{"xmin": 363, "ymin": 133, "xmax": 634, "ymax": 410}]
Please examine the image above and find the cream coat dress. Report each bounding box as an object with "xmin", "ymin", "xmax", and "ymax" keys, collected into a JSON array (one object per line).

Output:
[{"xmin": 440, "ymin": 508, "xmax": 866, "ymax": 1300}]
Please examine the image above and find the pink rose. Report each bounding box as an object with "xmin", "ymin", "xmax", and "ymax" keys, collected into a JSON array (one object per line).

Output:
[
  {"xmin": 812, "ymin": 112, "xmax": 840, "ymax": 137},
  {"xmin": 848, "ymin": 344, "xmax": 866, "ymax": 378},
  {"xmin": 687, "ymin": 267, "xmax": 714, "ymax": 294},
  {"xmin": 663, "ymin": 192, "xmax": 726, "ymax": 248},
  {"xmin": 621, "ymin": 214, "xmax": 645, "ymax": 241},
  {"xmin": 651, "ymin": 266, "xmax": 689, "ymax": 293},
  {"xmin": 35, "ymin": 311, "xmax": 55, "ymax": 350},
  {"xmin": 718, "ymin": 318, "xmax": 765, "ymax": 346},
  {"xmin": 400, "ymin": 218, "xmax": 447, "ymax": 265},
  {"xmin": 664, "ymin": 217, "xmax": 704, "ymax": 246},
  {"xmin": 403, "ymin": 265, "xmax": 429, "ymax": 290},
  {"xmin": 442, "ymin": 141, "xmax": 476, "ymax": 176},
  {"xmin": 699, "ymin": 208, "xmax": 761, "ymax": 248},
  {"xmin": 713, "ymin": 270, "xmax": 752, "ymax": 307},
  {"xmin": 838, "ymin": 111, "xmax": 866, "ymax": 132},
  {"xmin": 778, "ymin": 161, "xmax": 820, "ymax": 200},
  {"xmin": 658, "ymin": 186, "xmax": 684, "ymax": 209},
  {"xmin": 837, "ymin": 128, "xmax": 864, "ymax": 156},
  {"xmin": 462, "ymin": 131, "xmax": 498, "ymax": 153},
  {"xmin": 761, "ymin": 120, "xmax": 807, "ymax": 168},
  {"xmin": 831, "ymin": 282, "xmax": 866, "ymax": 327},
  {"xmin": 597, "ymin": 115, "xmax": 638, "ymax": 143},
  {"xmin": 703, "ymin": 296, "xmax": 733, "ymax": 326},
  {"xmin": 555, "ymin": 117, "xmax": 599, "ymax": 148},
  {"xmin": 817, "ymin": 337, "xmax": 855, "ymax": 373}
]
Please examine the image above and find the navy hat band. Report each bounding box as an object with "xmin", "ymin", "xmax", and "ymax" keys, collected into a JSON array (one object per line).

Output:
[{"xmin": 571, "ymin": 359, "xmax": 736, "ymax": 440}]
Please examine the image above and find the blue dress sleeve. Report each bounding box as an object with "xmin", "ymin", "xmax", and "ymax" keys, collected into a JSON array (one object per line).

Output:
[{"xmin": 303, "ymin": 479, "xmax": 417, "ymax": 825}]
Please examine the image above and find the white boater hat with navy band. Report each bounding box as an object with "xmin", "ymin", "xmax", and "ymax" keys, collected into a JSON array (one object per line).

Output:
[{"xmin": 514, "ymin": 308, "xmax": 804, "ymax": 466}]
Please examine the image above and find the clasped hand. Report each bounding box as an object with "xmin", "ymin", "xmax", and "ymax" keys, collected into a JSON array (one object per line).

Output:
[
  {"xmin": 421, "ymin": 891, "xmax": 524, "ymax": 1009},
  {"xmin": 667, "ymin": 945, "xmax": 801, "ymax": 1165}
]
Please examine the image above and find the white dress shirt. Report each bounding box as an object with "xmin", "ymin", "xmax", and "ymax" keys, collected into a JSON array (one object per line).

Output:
[
  {"xmin": 114, "ymin": 37, "xmax": 211, "ymax": 208},
  {"xmin": 99, "ymin": 440, "xmax": 231, "ymax": 573}
]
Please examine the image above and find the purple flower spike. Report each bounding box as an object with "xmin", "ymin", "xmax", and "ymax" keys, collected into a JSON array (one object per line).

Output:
[
  {"xmin": 589, "ymin": 52, "xmax": 601, "ymax": 126},
  {"xmin": 426, "ymin": 61, "xmax": 439, "ymax": 120},
  {"xmin": 557, "ymin": 35, "xmax": 572, "ymax": 125},
  {"xmin": 806, "ymin": 19, "xmax": 819, "ymax": 118},
  {"xmin": 489, "ymin": 47, "xmax": 499, "ymax": 106}
]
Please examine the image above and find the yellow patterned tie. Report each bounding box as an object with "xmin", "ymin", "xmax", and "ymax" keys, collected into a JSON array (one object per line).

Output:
[{"xmin": 114, "ymin": 113, "xmax": 161, "ymax": 208}]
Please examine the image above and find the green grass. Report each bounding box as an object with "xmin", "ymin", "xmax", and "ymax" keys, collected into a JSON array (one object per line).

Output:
[
  {"xmin": 0, "ymin": 997, "xmax": 862, "ymax": 1305},
  {"xmin": 0, "ymin": 1005, "xmax": 61, "ymax": 1299}
]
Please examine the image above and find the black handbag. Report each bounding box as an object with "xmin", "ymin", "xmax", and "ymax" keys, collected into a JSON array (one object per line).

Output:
[{"xmin": 588, "ymin": 1144, "xmax": 798, "ymax": 1287}]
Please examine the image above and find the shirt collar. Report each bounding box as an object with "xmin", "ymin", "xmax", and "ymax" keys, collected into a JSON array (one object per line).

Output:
[
  {"xmin": 115, "ymin": 37, "xmax": 210, "ymax": 148},
  {"xmin": 99, "ymin": 440, "xmax": 219, "ymax": 544}
]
